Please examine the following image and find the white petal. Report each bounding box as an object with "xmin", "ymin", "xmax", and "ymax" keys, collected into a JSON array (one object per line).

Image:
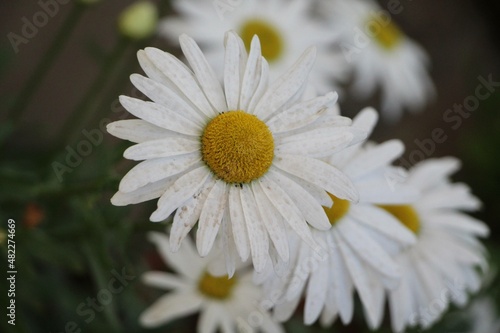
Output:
[
  {"xmin": 337, "ymin": 218, "xmax": 401, "ymax": 281},
  {"xmin": 254, "ymin": 47, "xmax": 317, "ymax": 120},
  {"xmin": 418, "ymin": 183, "xmax": 481, "ymax": 211},
  {"xmin": 281, "ymin": 173, "xmax": 333, "ymax": 207},
  {"xmin": 130, "ymin": 73, "xmax": 208, "ymax": 125},
  {"xmin": 350, "ymin": 205, "xmax": 416, "ymax": 245},
  {"xmin": 268, "ymin": 168, "xmax": 330, "ymax": 230},
  {"xmin": 137, "ymin": 49, "xmax": 173, "ymax": 89},
  {"xmin": 335, "ymin": 233, "xmax": 380, "ymax": 328},
  {"xmin": 364, "ymin": 270, "xmax": 386, "ymax": 329},
  {"xmin": 276, "ymin": 128, "xmax": 353, "ymax": 158},
  {"xmin": 150, "ymin": 166, "xmax": 211, "ymax": 222},
  {"xmin": 119, "ymin": 153, "xmax": 201, "ymax": 193},
  {"xmin": 196, "ymin": 180, "xmax": 228, "ymax": 256},
  {"xmin": 124, "ymin": 137, "xmax": 200, "ymax": 161},
  {"xmin": 408, "ymin": 157, "xmax": 461, "ymax": 190},
  {"xmin": 221, "ymin": 209, "xmax": 238, "ymax": 278},
  {"xmin": 252, "ymin": 181, "xmax": 290, "ymax": 262},
  {"xmin": 430, "ymin": 212, "xmax": 489, "ymax": 237},
  {"xmin": 285, "ymin": 240, "xmax": 313, "ymax": 301},
  {"xmin": 274, "ymin": 154, "xmax": 358, "ymax": 202},
  {"xmin": 327, "ymin": 233, "xmax": 354, "ymax": 324},
  {"xmin": 304, "ymin": 263, "xmax": 328, "ymax": 324},
  {"xmin": 119, "ymin": 96, "xmax": 203, "ymax": 136},
  {"xmin": 180, "ymin": 34, "xmax": 227, "ymax": 112},
  {"xmin": 139, "ymin": 292, "xmax": 202, "ymax": 328},
  {"xmin": 247, "ymin": 58, "xmax": 269, "ymax": 114},
  {"xmin": 352, "ymin": 107, "xmax": 379, "ymax": 135},
  {"xmin": 320, "ymin": 296, "xmax": 338, "ymax": 327},
  {"xmin": 389, "ymin": 262, "xmax": 413, "ymax": 332},
  {"xmin": 224, "ymin": 31, "xmax": 243, "ymax": 111},
  {"xmin": 345, "ymin": 140, "xmax": 404, "ymax": 179},
  {"xmin": 356, "ymin": 172, "xmax": 420, "ymax": 205},
  {"xmin": 218, "ymin": 305, "xmax": 234, "ymax": 333},
  {"xmin": 141, "ymin": 271, "xmax": 189, "ymax": 290},
  {"xmin": 147, "ymin": 232, "xmax": 201, "ymax": 278},
  {"xmin": 198, "ymin": 304, "xmax": 223, "ymax": 333},
  {"xmin": 274, "ymin": 296, "xmax": 302, "ymax": 322},
  {"xmin": 144, "ymin": 47, "xmax": 216, "ymax": 118},
  {"xmin": 413, "ymin": 256, "xmax": 447, "ymax": 313},
  {"xmin": 260, "ymin": 176, "xmax": 316, "ymax": 249},
  {"xmin": 111, "ymin": 177, "xmax": 174, "ymax": 206},
  {"xmin": 170, "ymin": 176, "xmax": 215, "ymax": 251},
  {"xmin": 240, "ymin": 185, "xmax": 269, "ymax": 272},
  {"xmin": 266, "ymin": 92, "xmax": 337, "ymax": 133},
  {"xmin": 260, "ymin": 311, "xmax": 286, "ymax": 333},
  {"xmin": 228, "ymin": 185, "xmax": 251, "ymax": 261},
  {"xmin": 107, "ymin": 119, "xmax": 171, "ymax": 143},
  {"xmin": 239, "ymin": 35, "xmax": 262, "ymax": 111}
]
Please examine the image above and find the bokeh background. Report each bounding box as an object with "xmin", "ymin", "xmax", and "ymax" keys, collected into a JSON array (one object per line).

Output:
[{"xmin": 1, "ymin": 0, "xmax": 499, "ymax": 332}]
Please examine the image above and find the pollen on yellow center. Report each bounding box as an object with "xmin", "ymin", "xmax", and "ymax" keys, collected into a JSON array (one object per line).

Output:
[
  {"xmin": 240, "ymin": 19, "xmax": 284, "ymax": 62},
  {"xmin": 198, "ymin": 271, "xmax": 237, "ymax": 300},
  {"xmin": 378, "ymin": 204, "xmax": 421, "ymax": 234},
  {"xmin": 366, "ymin": 15, "xmax": 403, "ymax": 50},
  {"xmin": 323, "ymin": 193, "xmax": 351, "ymax": 226},
  {"xmin": 201, "ymin": 111, "xmax": 274, "ymax": 184}
]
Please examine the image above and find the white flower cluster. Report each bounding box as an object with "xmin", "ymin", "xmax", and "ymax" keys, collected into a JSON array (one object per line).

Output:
[{"xmin": 107, "ymin": 1, "xmax": 489, "ymax": 332}]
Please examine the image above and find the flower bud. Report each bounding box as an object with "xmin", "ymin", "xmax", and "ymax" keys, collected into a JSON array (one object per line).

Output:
[{"xmin": 118, "ymin": 1, "xmax": 158, "ymax": 40}]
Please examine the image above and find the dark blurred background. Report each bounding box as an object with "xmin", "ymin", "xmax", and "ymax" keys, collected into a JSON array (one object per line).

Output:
[{"xmin": 1, "ymin": 0, "xmax": 499, "ymax": 332}]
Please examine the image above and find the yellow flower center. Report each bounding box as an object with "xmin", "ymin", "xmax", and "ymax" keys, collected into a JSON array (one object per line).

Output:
[
  {"xmin": 198, "ymin": 271, "xmax": 237, "ymax": 300},
  {"xmin": 366, "ymin": 15, "xmax": 402, "ymax": 50},
  {"xmin": 240, "ymin": 19, "xmax": 284, "ymax": 62},
  {"xmin": 378, "ymin": 204, "xmax": 420, "ymax": 234},
  {"xmin": 323, "ymin": 193, "xmax": 351, "ymax": 226},
  {"xmin": 201, "ymin": 111, "xmax": 274, "ymax": 184}
]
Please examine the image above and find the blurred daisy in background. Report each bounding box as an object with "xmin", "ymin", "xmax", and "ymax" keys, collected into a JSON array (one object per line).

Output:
[
  {"xmin": 319, "ymin": 0, "xmax": 435, "ymax": 121},
  {"xmin": 383, "ymin": 157, "xmax": 489, "ymax": 332},
  {"xmin": 107, "ymin": 32, "xmax": 366, "ymax": 274},
  {"xmin": 462, "ymin": 297, "xmax": 500, "ymax": 333},
  {"xmin": 257, "ymin": 108, "xmax": 418, "ymax": 330},
  {"xmin": 159, "ymin": 0, "xmax": 348, "ymax": 93},
  {"xmin": 117, "ymin": 0, "xmax": 159, "ymax": 40},
  {"xmin": 140, "ymin": 232, "xmax": 284, "ymax": 333}
]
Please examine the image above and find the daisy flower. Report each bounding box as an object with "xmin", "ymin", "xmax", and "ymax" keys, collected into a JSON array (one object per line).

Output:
[
  {"xmin": 140, "ymin": 232, "xmax": 284, "ymax": 333},
  {"xmin": 319, "ymin": 0, "xmax": 435, "ymax": 121},
  {"xmin": 159, "ymin": 0, "xmax": 348, "ymax": 93},
  {"xmin": 384, "ymin": 157, "xmax": 490, "ymax": 332},
  {"xmin": 107, "ymin": 32, "xmax": 365, "ymax": 273},
  {"xmin": 257, "ymin": 108, "xmax": 418, "ymax": 329}
]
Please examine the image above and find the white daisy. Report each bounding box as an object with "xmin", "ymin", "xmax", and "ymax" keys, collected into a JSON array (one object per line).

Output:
[
  {"xmin": 257, "ymin": 108, "xmax": 418, "ymax": 329},
  {"xmin": 107, "ymin": 32, "xmax": 366, "ymax": 273},
  {"xmin": 384, "ymin": 157, "xmax": 490, "ymax": 332},
  {"xmin": 159, "ymin": 0, "xmax": 348, "ymax": 93},
  {"xmin": 319, "ymin": 0, "xmax": 435, "ymax": 121},
  {"xmin": 140, "ymin": 232, "xmax": 284, "ymax": 333}
]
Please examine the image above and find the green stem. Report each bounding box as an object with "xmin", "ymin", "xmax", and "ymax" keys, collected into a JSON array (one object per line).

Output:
[
  {"xmin": 55, "ymin": 37, "xmax": 130, "ymax": 148},
  {"xmin": 8, "ymin": 4, "xmax": 85, "ymax": 124},
  {"xmin": 84, "ymin": 41, "xmax": 139, "ymax": 132},
  {"xmin": 82, "ymin": 243, "xmax": 121, "ymax": 332}
]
